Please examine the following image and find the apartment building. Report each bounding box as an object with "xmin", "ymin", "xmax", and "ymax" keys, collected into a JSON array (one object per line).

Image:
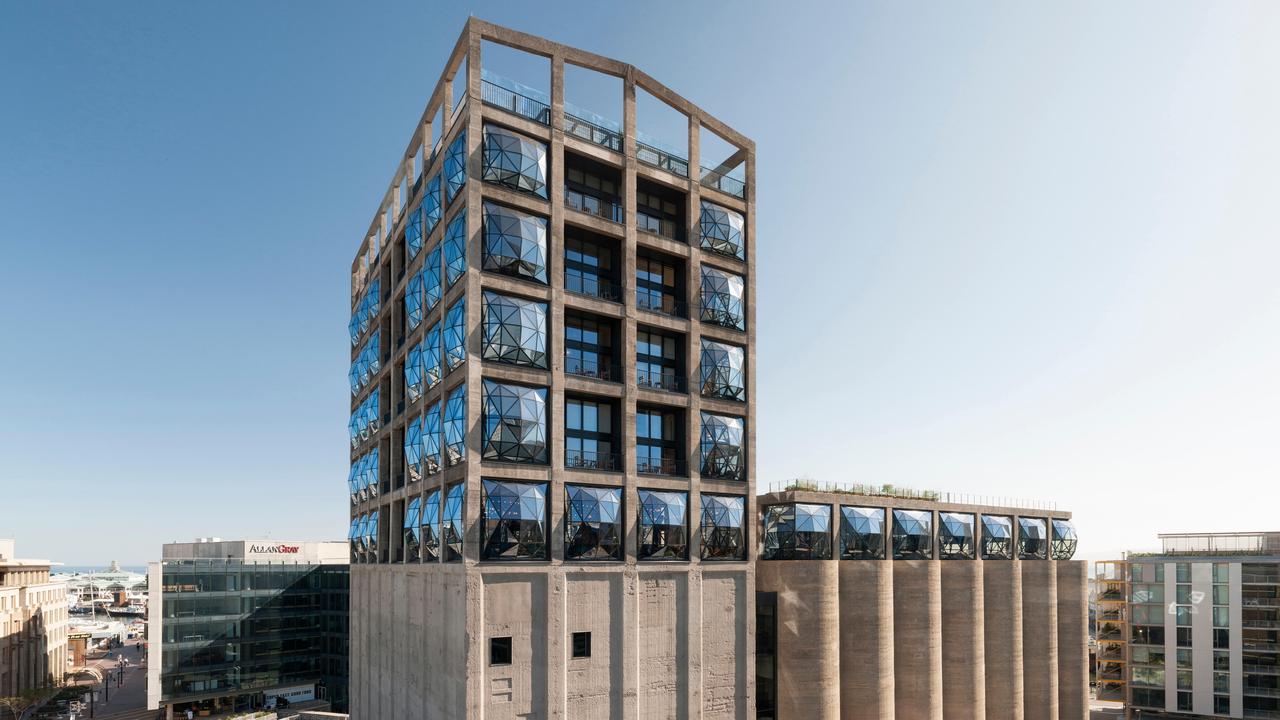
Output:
[{"xmin": 0, "ymin": 539, "xmax": 69, "ymax": 697}]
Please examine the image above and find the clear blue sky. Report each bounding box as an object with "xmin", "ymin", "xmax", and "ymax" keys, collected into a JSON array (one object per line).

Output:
[{"xmin": 3, "ymin": 2, "xmax": 1278, "ymax": 565}]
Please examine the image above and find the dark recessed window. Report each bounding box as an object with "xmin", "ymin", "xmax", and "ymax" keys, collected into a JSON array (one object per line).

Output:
[
  {"xmin": 490, "ymin": 636, "xmax": 512, "ymax": 665},
  {"xmin": 571, "ymin": 631, "xmax": 591, "ymax": 659}
]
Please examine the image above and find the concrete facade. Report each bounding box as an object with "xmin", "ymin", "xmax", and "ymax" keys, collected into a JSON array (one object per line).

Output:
[
  {"xmin": 347, "ymin": 19, "xmax": 754, "ymax": 720},
  {"xmin": 0, "ymin": 540, "xmax": 69, "ymax": 697}
]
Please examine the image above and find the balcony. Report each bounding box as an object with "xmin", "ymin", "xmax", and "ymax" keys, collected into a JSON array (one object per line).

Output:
[
  {"xmin": 1246, "ymin": 663, "xmax": 1280, "ymax": 675},
  {"xmin": 565, "ymin": 355, "xmax": 621, "ymax": 383},
  {"xmin": 1245, "ymin": 687, "xmax": 1280, "ymax": 698},
  {"xmin": 636, "ymin": 292, "xmax": 686, "ymax": 319},
  {"xmin": 637, "ymin": 456, "xmax": 686, "ymax": 477},
  {"xmin": 564, "ymin": 106, "xmax": 622, "ymax": 152},
  {"xmin": 637, "ymin": 367, "xmax": 685, "ymax": 394},
  {"xmin": 565, "ymin": 274, "xmax": 621, "ymax": 303},
  {"xmin": 565, "ymin": 449, "xmax": 620, "ymax": 472},
  {"xmin": 636, "ymin": 209, "xmax": 681, "ymax": 242},
  {"xmin": 700, "ymin": 165, "xmax": 746, "ymax": 199},
  {"xmin": 480, "ymin": 73, "xmax": 550, "ymax": 125},
  {"xmin": 1246, "ymin": 597, "xmax": 1280, "ymax": 608},
  {"xmin": 636, "ymin": 141, "xmax": 688, "ymax": 177},
  {"xmin": 566, "ymin": 188, "xmax": 623, "ymax": 224}
]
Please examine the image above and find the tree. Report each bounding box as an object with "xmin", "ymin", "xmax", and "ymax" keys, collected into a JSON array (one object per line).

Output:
[{"xmin": 0, "ymin": 689, "xmax": 44, "ymax": 720}]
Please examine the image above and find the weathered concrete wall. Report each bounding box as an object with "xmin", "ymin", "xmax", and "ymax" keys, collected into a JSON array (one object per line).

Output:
[
  {"xmin": 983, "ymin": 560, "xmax": 1024, "ymax": 720},
  {"xmin": 942, "ymin": 561, "xmax": 986, "ymax": 720},
  {"xmin": 1021, "ymin": 560, "xmax": 1059, "ymax": 720},
  {"xmin": 839, "ymin": 562, "xmax": 894, "ymax": 720},
  {"xmin": 1055, "ymin": 561, "xmax": 1088, "ymax": 720},
  {"xmin": 894, "ymin": 561, "xmax": 943, "ymax": 720},
  {"xmin": 758, "ymin": 560, "xmax": 841, "ymax": 720}
]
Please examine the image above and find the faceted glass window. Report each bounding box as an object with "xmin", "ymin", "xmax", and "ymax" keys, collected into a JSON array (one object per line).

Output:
[
  {"xmin": 481, "ymin": 479, "xmax": 549, "ymax": 560},
  {"xmin": 404, "ymin": 495, "xmax": 422, "ymax": 562},
  {"xmin": 1051, "ymin": 518, "xmax": 1078, "ymax": 560},
  {"xmin": 405, "ymin": 343, "xmax": 425, "ymax": 403},
  {"xmin": 347, "ymin": 460, "xmax": 361, "ymax": 506},
  {"xmin": 638, "ymin": 489, "xmax": 688, "ymax": 560},
  {"xmin": 424, "ymin": 174, "xmax": 442, "ymax": 236},
  {"xmin": 700, "ymin": 494, "xmax": 746, "ymax": 560},
  {"xmin": 365, "ymin": 509, "xmax": 380, "ymax": 561},
  {"xmin": 423, "ymin": 246, "xmax": 443, "ymax": 312},
  {"xmin": 481, "ymin": 291, "xmax": 548, "ymax": 368},
  {"xmin": 840, "ymin": 506, "xmax": 886, "ymax": 560},
  {"xmin": 421, "ymin": 488, "xmax": 441, "ymax": 561},
  {"xmin": 892, "ymin": 509, "xmax": 933, "ymax": 560},
  {"xmin": 938, "ymin": 512, "xmax": 976, "ymax": 560},
  {"xmin": 404, "ymin": 416, "xmax": 424, "ymax": 483},
  {"xmin": 406, "ymin": 271, "xmax": 424, "ymax": 331},
  {"xmin": 482, "ymin": 124, "xmax": 548, "ymax": 198},
  {"xmin": 700, "ymin": 339, "xmax": 745, "ymax": 401},
  {"xmin": 442, "ymin": 483, "xmax": 464, "ymax": 562},
  {"xmin": 1018, "ymin": 517, "xmax": 1048, "ymax": 559},
  {"xmin": 422, "ymin": 401, "xmax": 442, "ymax": 475},
  {"xmin": 445, "ymin": 131, "xmax": 467, "ymax": 204},
  {"xmin": 482, "ymin": 380, "xmax": 548, "ymax": 464},
  {"xmin": 981, "ymin": 515, "xmax": 1013, "ymax": 560},
  {"xmin": 443, "ymin": 383, "xmax": 467, "ymax": 467},
  {"xmin": 444, "ymin": 298, "xmax": 467, "ymax": 370},
  {"xmin": 564, "ymin": 484, "xmax": 623, "ymax": 561},
  {"xmin": 762, "ymin": 503, "xmax": 832, "ymax": 560},
  {"xmin": 700, "ymin": 265, "xmax": 745, "ymax": 330},
  {"xmin": 444, "ymin": 213, "xmax": 467, "ymax": 286},
  {"xmin": 348, "ymin": 516, "xmax": 361, "ymax": 561},
  {"xmin": 406, "ymin": 204, "xmax": 423, "ymax": 259},
  {"xmin": 699, "ymin": 200, "xmax": 745, "ymax": 260},
  {"xmin": 699, "ymin": 412, "xmax": 745, "ymax": 481},
  {"xmin": 482, "ymin": 202, "xmax": 549, "ymax": 283},
  {"xmin": 423, "ymin": 322, "xmax": 442, "ymax": 388}
]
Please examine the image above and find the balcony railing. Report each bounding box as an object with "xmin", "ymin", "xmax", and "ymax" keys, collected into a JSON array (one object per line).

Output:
[
  {"xmin": 1244, "ymin": 687, "xmax": 1280, "ymax": 698},
  {"xmin": 700, "ymin": 165, "xmax": 746, "ymax": 199},
  {"xmin": 565, "ymin": 274, "xmax": 621, "ymax": 303},
  {"xmin": 636, "ymin": 209, "xmax": 682, "ymax": 242},
  {"xmin": 1245, "ymin": 573, "xmax": 1280, "ymax": 584},
  {"xmin": 1246, "ymin": 663, "xmax": 1280, "ymax": 675},
  {"xmin": 637, "ymin": 141, "xmax": 688, "ymax": 177},
  {"xmin": 565, "ymin": 355, "xmax": 621, "ymax": 383},
  {"xmin": 480, "ymin": 79, "xmax": 550, "ymax": 125},
  {"xmin": 1244, "ymin": 710, "xmax": 1280, "ymax": 720},
  {"xmin": 637, "ymin": 456, "xmax": 686, "ymax": 477},
  {"xmin": 1245, "ymin": 597, "xmax": 1280, "ymax": 608},
  {"xmin": 565, "ymin": 188, "xmax": 624, "ymax": 223},
  {"xmin": 637, "ymin": 367, "xmax": 685, "ymax": 394},
  {"xmin": 636, "ymin": 292, "xmax": 686, "ymax": 318},
  {"xmin": 564, "ymin": 111, "xmax": 622, "ymax": 152},
  {"xmin": 566, "ymin": 449, "xmax": 621, "ymax": 472}
]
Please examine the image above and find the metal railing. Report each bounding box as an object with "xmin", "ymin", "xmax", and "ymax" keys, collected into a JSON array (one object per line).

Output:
[
  {"xmin": 636, "ymin": 367, "xmax": 686, "ymax": 394},
  {"xmin": 1244, "ymin": 597, "xmax": 1280, "ymax": 608},
  {"xmin": 1245, "ymin": 573, "xmax": 1280, "ymax": 584},
  {"xmin": 480, "ymin": 79, "xmax": 550, "ymax": 124},
  {"xmin": 636, "ymin": 292, "xmax": 687, "ymax": 318},
  {"xmin": 637, "ymin": 142, "xmax": 688, "ymax": 177},
  {"xmin": 565, "ymin": 188, "xmax": 624, "ymax": 223},
  {"xmin": 566, "ymin": 449, "xmax": 621, "ymax": 472},
  {"xmin": 637, "ymin": 457, "xmax": 686, "ymax": 477},
  {"xmin": 565, "ymin": 274, "xmax": 621, "ymax": 302},
  {"xmin": 1245, "ymin": 663, "xmax": 1280, "ymax": 675},
  {"xmin": 564, "ymin": 112, "xmax": 622, "ymax": 151},
  {"xmin": 700, "ymin": 165, "xmax": 746, "ymax": 199},
  {"xmin": 1244, "ymin": 687, "xmax": 1280, "ymax": 698},
  {"xmin": 636, "ymin": 209, "xmax": 683, "ymax": 241},
  {"xmin": 565, "ymin": 355, "xmax": 621, "ymax": 383}
]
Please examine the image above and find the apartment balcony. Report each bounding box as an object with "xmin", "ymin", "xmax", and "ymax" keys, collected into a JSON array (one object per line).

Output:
[
  {"xmin": 700, "ymin": 165, "xmax": 746, "ymax": 199},
  {"xmin": 564, "ymin": 106, "xmax": 622, "ymax": 152},
  {"xmin": 636, "ymin": 141, "xmax": 688, "ymax": 177},
  {"xmin": 565, "ymin": 449, "xmax": 621, "ymax": 472},
  {"xmin": 480, "ymin": 73, "xmax": 550, "ymax": 125},
  {"xmin": 636, "ymin": 292, "xmax": 686, "ymax": 319},
  {"xmin": 637, "ymin": 367, "xmax": 686, "ymax": 394},
  {"xmin": 1246, "ymin": 597, "xmax": 1280, "ymax": 608},
  {"xmin": 1244, "ymin": 710, "xmax": 1280, "ymax": 720},
  {"xmin": 565, "ymin": 274, "xmax": 621, "ymax": 303},
  {"xmin": 565, "ymin": 355, "xmax": 621, "ymax": 383},
  {"xmin": 1244, "ymin": 687, "xmax": 1280, "ymax": 698},
  {"xmin": 637, "ymin": 209, "xmax": 682, "ymax": 242},
  {"xmin": 566, "ymin": 188, "xmax": 623, "ymax": 224},
  {"xmin": 1246, "ymin": 664, "xmax": 1280, "ymax": 675},
  {"xmin": 637, "ymin": 456, "xmax": 686, "ymax": 477}
]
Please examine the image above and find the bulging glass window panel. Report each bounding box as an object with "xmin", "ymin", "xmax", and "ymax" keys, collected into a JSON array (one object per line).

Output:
[
  {"xmin": 406, "ymin": 205, "xmax": 423, "ymax": 259},
  {"xmin": 981, "ymin": 515, "xmax": 1014, "ymax": 560},
  {"xmin": 405, "ymin": 343, "xmax": 424, "ymax": 403},
  {"xmin": 404, "ymin": 496, "xmax": 422, "ymax": 562},
  {"xmin": 424, "ymin": 174, "xmax": 442, "ymax": 236},
  {"xmin": 481, "ymin": 479, "xmax": 549, "ymax": 560},
  {"xmin": 364, "ymin": 447, "xmax": 380, "ymax": 499},
  {"xmin": 348, "ymin": 516, "xmax": 361, "ymax": 561},
  {"xmin": 762, "ymin": 503, "xmax": 832, "ymax": 560},
  {"xmin": 1051, "ymin": 519, "xmax": 1078, "ymax": 560},
  {"xmin": 406, "ymin": 272, "xmax": 424, "ymax": 331},
  {"xmin": 482, "ymin": 202, "xmax": 549, "ymax": 284},
  {"xmin": 421, "ymin": 488, "xmax": 441, "ymax": 561},
  {"xmin": 443, "ymin": 383, "xmax": 467, "ymax": 467},
  {"xmin": 481, "ymin": 291, "xmax": 548, "ymax": 368},
  {"xmin": 892, "ymin": 509, "xmax": 933, "ymax": 560},
  {"xmin": 938, "ymin": 512, "xmax": 976, "ymax": 560},
  {"xmin": 564, "ymin": 485, "xmax": 623, "ymax": 561},
  {"xmin": 840, "ymin": 506, "xmax": 886, "ymax": 560},
  {"xmin": 348, "ymin": 411, "xmax": 360, "ymax": 448},
  {"xmin": 404, "ymin": 417, "xmax": 424, "ymax": 483},
  {"xmin": 700, "ymin": 266, "xmax": 746, "ymax": 330},
  {"xmin": 699, "ymin": 339, "xmax": 745, "ymax": 401},
  {"xmin": 482, "ymin": 380, "xmax": 548, "ymax": 464},
  {"xmin": 700, "ymin": 494, "xmax": 746, "ymax": 560},
  {"xmin": 423, "ymin": 246, "xmax": 442, "ymax": 312},
  {"xmin": 638, "ymin": 489, "xmax": 688, "ymax": 560},
  {"xmin": 445, "ymin": 132, "xmax": 467, "ymax": 204},
  {"xmin": 444, "ymin": 213, "xmax": 467, "ymax": 287},
  {"xmin": 699, "ymin": 200, "xmax": 745, "ymax": 260},
  {"xmin": 699, "ymin": 412, "xmax": 745, "ymax": 481},
  {"xmin": 422, "ymin": 401, "xmax": 442, "ymax": 474},
  {"xmin": 423, "ymin": 323, "xmax": 442, "ymax": 388},
  {"xmin": 444, "ymin": 298, "xmax": 467, "ymax": 370},
  {"xmin": 365, "ymin": 509, "xmax": 380, "ymax": 561},
  {"xmin": 1018, "ymin": 517, "xmax": 1048, "ymax": 559},
  {"xmin": 347, "ymin": 462, "xmax": 361, "ymax": 506},
  {"xmin": 348, "ymin": 360, "xmax": 360, "ymax": 396},
  {"xmin": 443, "ymin": 483, "xmax": 464, "ymax": 562},
  {"xmin": 482, "ymin": 124, "xmax": 548, "ymax": 198}
]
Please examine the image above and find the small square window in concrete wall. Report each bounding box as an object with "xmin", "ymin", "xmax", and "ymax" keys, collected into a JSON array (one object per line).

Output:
[
  {"xmin": 490, "ymin": 636, "xmax": 512, "ymax": 665},
  {"xmin": 571, "ymin": 631, "xmax": 591, "ymax": 659}
]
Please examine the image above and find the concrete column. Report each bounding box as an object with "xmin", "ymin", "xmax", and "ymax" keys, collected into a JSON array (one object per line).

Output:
[
  {"xmin": 757, "ymin": 560, "xmax": 840, "ymax": 720},
  {"xmin": 1021, "ymin": 560, "xmax": 1059, "ymax": 720},
  {"xmin": 839, "ymin": 562, "xmax": 894, "ymax": 720},
  {"xmin": 894, "ymin": 561, "xmax": 943, "ymax": 720},
  {"xmin": 942, "ymin": 560, "xmax": 986, "ymax": 720},
  {"xmin": 1055, "ymin": 561, "xmax": 1088, "ymax": 720},
  {"xmin": 984, "ymin": 560, "xmax": 1024, "ymax": 720}
]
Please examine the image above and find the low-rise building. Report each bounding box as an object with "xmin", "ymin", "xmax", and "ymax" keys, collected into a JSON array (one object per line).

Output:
[{"xmin": 0, "ymin": 539, "xmax": 69, "ymax": 696}]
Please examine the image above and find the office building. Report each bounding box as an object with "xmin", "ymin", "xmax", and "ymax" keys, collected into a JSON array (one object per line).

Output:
[
  {"xmin": 755, "ymin": 487, "xmax": 1087, "ymax": 720},
  {"xmin": 146, "ymin": 539, "xmax": 350, "ymax": 718},
  {"xmin": 0, "ymin": 539, "xmax": 69, "ymax": 697},
  {"xmin": 1097, "ymin": 532, "xmax": 1280, "ymax": 719},
  {"xmin": 346, "ymin": 18, "xmax": 754, "ymax": 719}
]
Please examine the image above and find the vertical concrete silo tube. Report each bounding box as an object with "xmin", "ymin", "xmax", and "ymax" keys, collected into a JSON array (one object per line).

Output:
[
  {"xmin": 1021, "ymin": 559, "xmax": 1059, "ymax": 720},
  {"xmin": 839, "ymin": 561, "xmax": 895, "ymax": 720},
  {"xmin": 894, "ymin": 560, "xmax": 944, "ymax": 720},
  {"xmin": 942, "ymin": 560, "xmax": 987, "ymax": 720},
  {"xmin": 1055, "ymin": 560, "xmax": 1089, "ymax": 720},
  {"xmin": 758, "ymin": 559, "xmax": 842, "ymax": 720},
  {"xmin": 983, "ymin": 560, "xmax": 1025, "ymax": 720}
]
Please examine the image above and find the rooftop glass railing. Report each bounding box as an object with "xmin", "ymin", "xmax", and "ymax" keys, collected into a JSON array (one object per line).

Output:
[
  {"xmin": 480, "ymin": 70, "xmax": 550, "ymax": 125},
  {"xmin": 564, "ymin": 103, "xmax": 623, "ymax": 152},
  {"xmin": 700, "ymin": 165, "xmax": 746, "ymax": 199},
  {"xmin": 636, "ymin": 137, "xmax": 689, "ymax": 177}
]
